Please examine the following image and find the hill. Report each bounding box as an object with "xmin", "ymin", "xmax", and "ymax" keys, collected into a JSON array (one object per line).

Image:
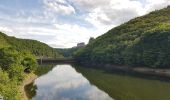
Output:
[
  {"xmin": 74, "ymin": 6, "xmax": 170, "ymax": 68},
  {"xmin": 56, "ymin": 48, "xmax": 80, "ymax": 58},
  {"xmin": 0, "ymin": 32, "xmax": 62, "ymax": 58},
  {"xmin": 0, "ymin": 32, "xmax": 10, "ymax": 48}
]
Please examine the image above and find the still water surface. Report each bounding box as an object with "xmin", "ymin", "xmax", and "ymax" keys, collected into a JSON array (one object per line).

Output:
[
  {"xmin": 30, "ymin": 65, "xmax": 113, "ymax": 100},
  {"xmin": 26, "ymin": 64, "xmax": 170, "ymax": 100}
]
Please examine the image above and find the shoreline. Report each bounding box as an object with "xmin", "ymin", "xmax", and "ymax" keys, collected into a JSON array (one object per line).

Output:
[
  {"xmin": 79, "ymin": 62, "xmax": 170, "ymax": 78},
  {"xmin": 20, "ymin": 73, "xmax": 37, "ymax": 100}
]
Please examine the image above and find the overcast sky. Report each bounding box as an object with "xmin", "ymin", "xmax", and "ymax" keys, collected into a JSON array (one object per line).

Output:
[{"xmin": 0, "ymin": 0, "xmax": 170, "ymax": 48}]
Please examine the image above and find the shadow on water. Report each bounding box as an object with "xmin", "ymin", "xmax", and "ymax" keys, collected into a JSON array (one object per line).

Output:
[
  {"xmin": 73, "ymin": 63, "xmax": 170, "ymax": 82},
  {"xmin": 24, "ymin": 82, "xmax": 37, "ymax": 100},
  {"xmin": 34, "ymin": 64, "xmax": 55, "ymax": 76},
  {"xmin": 73, "ymin": 64, "xmax": 170, "ymax": 100}
]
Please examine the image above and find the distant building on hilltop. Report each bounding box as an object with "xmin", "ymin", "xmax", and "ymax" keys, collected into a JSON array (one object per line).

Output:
[
  {"xmin": 77, "ymin": 42, "xmax": 85, "ymax": 48},
  {"xmin": 71, "ymin": 42, "xmax": 86, "ymax": 48}
]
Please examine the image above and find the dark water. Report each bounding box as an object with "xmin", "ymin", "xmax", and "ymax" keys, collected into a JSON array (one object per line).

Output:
[{"xmin": 26, "ymin": 64, "xmax": 170, "ymax": 100}]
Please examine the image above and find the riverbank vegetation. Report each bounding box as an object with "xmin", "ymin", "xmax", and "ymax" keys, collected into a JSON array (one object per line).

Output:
[
  {"xmin": 0, "ymin": 31, "xmax": 64, "ymax": 100},
  {"xmin": 0, "ymin": 47, "xmax": 38, "ymax": 100},
  {"xmin": 74, "ymin": 6, "xmax": 170, "ymax": 68},
  {"xmin": 56, "ymin": 48, "xmax": 80, "ymax": 58},
  {"xmin": 34, "ymin": 64, "xmax": 55, "ymax": 76}
]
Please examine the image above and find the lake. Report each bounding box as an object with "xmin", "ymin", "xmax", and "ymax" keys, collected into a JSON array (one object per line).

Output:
[{"xmin": 25, "ymin": 64, "xmax": 170, "ymax": 100}]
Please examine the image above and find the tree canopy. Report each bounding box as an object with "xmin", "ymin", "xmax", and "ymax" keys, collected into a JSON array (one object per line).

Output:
[
  {"xmin": 0, "ymin": 47, "xmax": 38, "ymax": 100},
  {"xmin": 0, "ymin": 32, "xmax": 62, "ymax": 58}
]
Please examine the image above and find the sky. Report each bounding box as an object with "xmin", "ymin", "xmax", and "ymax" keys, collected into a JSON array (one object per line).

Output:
[{"xmin": 0, "ymin": 0, "xmax": 170, "ymax": 48}]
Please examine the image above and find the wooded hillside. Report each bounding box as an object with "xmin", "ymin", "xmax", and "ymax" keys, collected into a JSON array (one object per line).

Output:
[{"xmin": 74, "ymin": 6, "xmax": 170, "ymax": 68}]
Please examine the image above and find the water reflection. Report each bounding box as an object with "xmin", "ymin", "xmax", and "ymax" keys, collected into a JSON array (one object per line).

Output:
[
  {"xmin": 32, "ymin": 65, "xmax": 113, "ymax": 100},
  {"xmin": 74, "ymin": 65, "xmax": 170, "ymax": 100},
  {"xmin": 25, "ymin": 82, "xmax": 37, "ymax": 99}
]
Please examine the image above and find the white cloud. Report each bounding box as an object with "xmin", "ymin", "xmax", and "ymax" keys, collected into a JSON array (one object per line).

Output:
[
  {"xmin": 34, "ymin": 65, "xmax": 112, "ymax": 100},
  {"xmin": 71, "ymin": 0, "xmax": 170, "ymax": 28},
  {"xmin": 0, "ymin": 26, "xmax": 13, "ymax": 33},
  {"xmin": 44, "ymin": 0, "xmax": 75, "ymax": 15},
  {"xmin": 53, "ymin": 23, "xmax": 94, "ymax": 43},
  {"xmin": 73, "ymin": 0, "xmax": 144, "ymax": 28},
  {"xmin": 145, "ymin": 0, "xmax": 170, "ymax": 12},
  {"xmin": 2, "ymin": 23, "xmax": 98, "ymax": 48}
]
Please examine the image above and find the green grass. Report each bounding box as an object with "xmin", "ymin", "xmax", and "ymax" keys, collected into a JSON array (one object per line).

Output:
[{"xmin": 74, "ymin": 65, "xmax": 170, "ymax": 100}]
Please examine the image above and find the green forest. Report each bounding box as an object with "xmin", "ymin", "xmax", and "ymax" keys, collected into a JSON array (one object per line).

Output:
[
  {"xmin": 0, "ymin": 32, "xmax": 62, "ymax": 58},
  {"xmin": 0, "ymin": 47, "xmax": 38, "ymax": 99},
  {"xmin": 56, "ymin": 48, "xmax": 79, "ymax": 58},
  {"xmin": 74, "ymin": 6, "xmax": 170, "ymax": 68},
  {"xmin": 0, "ymin": 32, "xmax": 62, "ymax": 99}
]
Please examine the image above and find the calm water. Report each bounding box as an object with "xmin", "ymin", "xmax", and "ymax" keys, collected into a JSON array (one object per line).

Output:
[
  {"xmin": 26, "ymin": 64, "xmax": 170, "ymax": 100},
  {"xmin": 27, "ymin": 64, "xmax": 113, "ymax": 100}
]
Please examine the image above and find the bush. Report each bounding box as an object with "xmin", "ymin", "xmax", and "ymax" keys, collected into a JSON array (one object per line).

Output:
[{"xmin": 0, "ymin": 69, "xmax": 21, "ymax": 100}]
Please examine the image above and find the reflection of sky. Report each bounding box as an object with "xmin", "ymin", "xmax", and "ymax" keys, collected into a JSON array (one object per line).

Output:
[{"xmin": 33, "ymin": 65, "xmax": 113, "ymax": 100}]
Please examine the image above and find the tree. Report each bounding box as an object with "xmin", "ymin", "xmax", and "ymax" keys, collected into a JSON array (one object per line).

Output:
[{"xmin": 21, "ymin": 53, "xmax": 38, "ymax": 73}]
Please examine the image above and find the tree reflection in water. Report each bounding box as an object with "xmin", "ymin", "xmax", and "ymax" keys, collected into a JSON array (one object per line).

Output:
[{"xmin": 25, "ymin": 82, "xmax": 37, "ymax": 99}]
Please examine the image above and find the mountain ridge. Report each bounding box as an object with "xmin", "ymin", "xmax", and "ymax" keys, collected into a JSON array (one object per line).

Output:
[{"xmin": 0, "ymin": 32, "xmax": 62, "ymax": 58}]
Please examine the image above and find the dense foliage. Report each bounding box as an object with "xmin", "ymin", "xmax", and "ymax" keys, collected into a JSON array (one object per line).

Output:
[
  {"xmin": 74, "ymin": 6, "xmax": 170, "ymax": 68},
  {"xmin": 0, "ymin": 32, "xmax": 10, "ymax": 48},
  {"xmin": 0, "ymin": 32, "xmax": 63, "ymax": 99},
  {"xmin": 0, "ymin": 32, "xmax": 62, "ymax": 58},
  {"xmin": 56, "ymin": 48, "xmax": 80, "ymax": 58},
  {"xmin": 0, "ymin": 47, "xmax": 38, "ymax": 100}
]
